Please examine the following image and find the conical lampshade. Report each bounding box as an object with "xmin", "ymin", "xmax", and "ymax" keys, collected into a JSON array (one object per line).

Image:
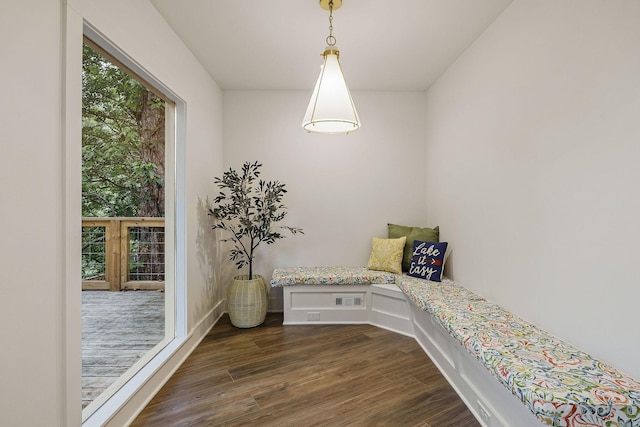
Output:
[{"xmin": 302, "ymin": 47, "xmax": 360, "ymax": 134}]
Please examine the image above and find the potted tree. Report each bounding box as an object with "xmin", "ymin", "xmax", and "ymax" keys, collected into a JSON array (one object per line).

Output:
[{"xmin": 210, "ymin": 161, "xmax": 303, "ymax": 328}]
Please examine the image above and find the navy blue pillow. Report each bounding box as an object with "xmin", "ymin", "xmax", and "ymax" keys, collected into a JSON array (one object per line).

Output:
[{"xmin": 407, "ymin": 241, "xmax": 448, "ymax": 282}]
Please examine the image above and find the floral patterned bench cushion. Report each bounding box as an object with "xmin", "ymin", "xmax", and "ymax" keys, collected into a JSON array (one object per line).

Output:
[
  {"xmin": 270, "ymin": 266, "xmax": 640, "ymax": 425},
  {"xmin": 270, "ymin": 267, "xmax": 397, "ymax": 287},
  {"xmin": 396, "ymin": 275, "xmax": 640, "ymax": 427}
]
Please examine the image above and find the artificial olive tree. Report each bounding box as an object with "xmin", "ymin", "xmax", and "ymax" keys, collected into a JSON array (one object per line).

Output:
[{"xmin": 210, "ymin": 161, "xmax": 303, "ymax": 279}]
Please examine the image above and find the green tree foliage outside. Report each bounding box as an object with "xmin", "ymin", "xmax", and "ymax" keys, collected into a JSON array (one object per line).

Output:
[
  {"xmin": 82, "ymin": 45, "xmax": 166, "ymax": 282},
  {"xmin": 82, "ymin": 45, "xmax": 165, "ymax": 218}
]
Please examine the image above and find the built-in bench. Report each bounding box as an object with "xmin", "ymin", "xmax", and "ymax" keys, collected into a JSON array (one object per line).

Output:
[
  {"xmin": 270, "ymin": 267, "xmax": 414, "ymax": 336},
  {"xmin": 271, "ymin": 267, "xmax": 640, "ymax": 427}
]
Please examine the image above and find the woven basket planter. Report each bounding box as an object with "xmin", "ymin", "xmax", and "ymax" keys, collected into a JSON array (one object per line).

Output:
[{"xmin": 227, "ymin": 275, "xmax": 267, "ymax": 328}]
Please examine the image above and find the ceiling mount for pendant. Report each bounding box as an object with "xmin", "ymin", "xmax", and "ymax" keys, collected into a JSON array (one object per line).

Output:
[{"xmin": 320, "ymin": 0, "xmax": 342, "ymax": 11}]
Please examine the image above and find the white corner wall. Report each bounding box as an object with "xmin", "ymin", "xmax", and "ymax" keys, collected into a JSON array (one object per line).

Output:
[
  {"xmin": 0, "ymin": 1, "xmax": 68, "ymax": 425},
  {"xmin": 223, "ymin": 91, "xmax": 428, "ymax": 309},
  {"xmin": 0, "ymin": 0, "xmax": 226, "ymax": 426},
  {"xmin": 425, "ymin": 0, "xmax": 640, "ymax": 379}
]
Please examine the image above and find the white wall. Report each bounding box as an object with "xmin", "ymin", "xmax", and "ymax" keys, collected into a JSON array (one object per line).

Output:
[
  {"xmin": 425, "ymin": 0, "xmax": 640, "ymax": 379},
  {"xmin": 0, "ymin": 1, "xmax": 67, "ymax": 425},
  {"xmin": 0, "ymin": 0, "xmax": 226, "ymax": 425},
  {"xmin": 223, "ymin": 91, "xmax": 429, "ymax": 309}
]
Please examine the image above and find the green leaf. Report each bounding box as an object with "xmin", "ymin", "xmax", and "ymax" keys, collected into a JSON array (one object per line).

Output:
[{"xmin": 210, "ymin": 161, "xmax": 303, "ymax": 274}]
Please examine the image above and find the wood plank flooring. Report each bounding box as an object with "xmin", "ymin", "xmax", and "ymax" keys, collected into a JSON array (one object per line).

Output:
[
  {"xmin": 82, "ymin": 290, "xmax": 165, "ymax": 409},
  {"xmin": 132, "ymin": 313, "xmax": 480, "ymax": 427}
]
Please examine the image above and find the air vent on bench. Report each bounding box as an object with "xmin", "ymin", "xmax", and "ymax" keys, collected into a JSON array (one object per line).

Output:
[{"xmin": 335, "ymin": 295, "xmax": 363, "ymax": 307}]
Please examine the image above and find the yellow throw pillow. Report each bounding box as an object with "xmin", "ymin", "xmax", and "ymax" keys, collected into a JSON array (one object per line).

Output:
[{"xmin": 366, "ymin": 236, "xmax": 407, "ymax": 274}]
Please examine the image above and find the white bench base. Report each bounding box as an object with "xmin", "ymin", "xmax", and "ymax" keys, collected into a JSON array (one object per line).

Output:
[
  {"xmin": 282, "ymin": 283, "xmax": 542, "ymax": 426},
  {"xmin": 282, "ymin": 284, "xmax": 414, "ymax": 337},
  {"xmin": 410, "ymin": 303, "xmax": 541, "ymax": 427},
  {"xmin": 275, "ymin": 268, "xmax": 640, "ymax": 426}
]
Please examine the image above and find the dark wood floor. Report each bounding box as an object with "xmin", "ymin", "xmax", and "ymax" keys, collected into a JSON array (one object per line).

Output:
[{"xmin": 132, "ymin": 313, "xmax": 480, "ymax": 427}]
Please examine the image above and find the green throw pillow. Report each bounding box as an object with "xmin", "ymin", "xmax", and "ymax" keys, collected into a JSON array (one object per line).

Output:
[{"xmin": 388, "ymin": 223, "xmax": 440, "ymax": 272}]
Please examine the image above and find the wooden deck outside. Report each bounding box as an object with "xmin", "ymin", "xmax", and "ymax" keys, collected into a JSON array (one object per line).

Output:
[{"xmin": 82, "ymin": 290, "xmax": 165, "ymax": 409}]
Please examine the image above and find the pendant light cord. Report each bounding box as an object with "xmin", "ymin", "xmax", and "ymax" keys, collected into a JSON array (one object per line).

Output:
[{"xmin": 326, "ymin": 1, "xmax": 336, "ymax": 46}]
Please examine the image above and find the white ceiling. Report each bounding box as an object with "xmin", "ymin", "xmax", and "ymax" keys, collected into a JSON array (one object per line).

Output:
[{"xmin": 149, "ymin": 0, "xmax": 512, "ymax": 91}]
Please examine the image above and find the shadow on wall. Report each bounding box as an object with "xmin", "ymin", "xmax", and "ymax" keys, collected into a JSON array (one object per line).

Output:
[
  {"xmin": 195, "ymin": 197, "xmax": 236, "ymax": 323},
  {"xmin": 252, "ymin": 241, "xmax": 280, "ymax": 311},
  {"xmin": 444, "ymin": 248, "xmax": 455, "ymax": 281},
  {"xmin": 196, "ymin": 194, "xmax": 306, "ymax": 315}
]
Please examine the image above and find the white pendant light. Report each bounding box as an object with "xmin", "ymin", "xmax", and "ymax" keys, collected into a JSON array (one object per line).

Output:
[{"xmin": 302, "ymin": 0, "xmax": 360, "ymax": 134}]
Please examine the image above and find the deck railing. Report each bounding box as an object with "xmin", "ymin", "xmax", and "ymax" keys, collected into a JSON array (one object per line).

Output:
[{"xmin": 82, "ymin": 217, "xmax": 165, "ymax": 291}]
